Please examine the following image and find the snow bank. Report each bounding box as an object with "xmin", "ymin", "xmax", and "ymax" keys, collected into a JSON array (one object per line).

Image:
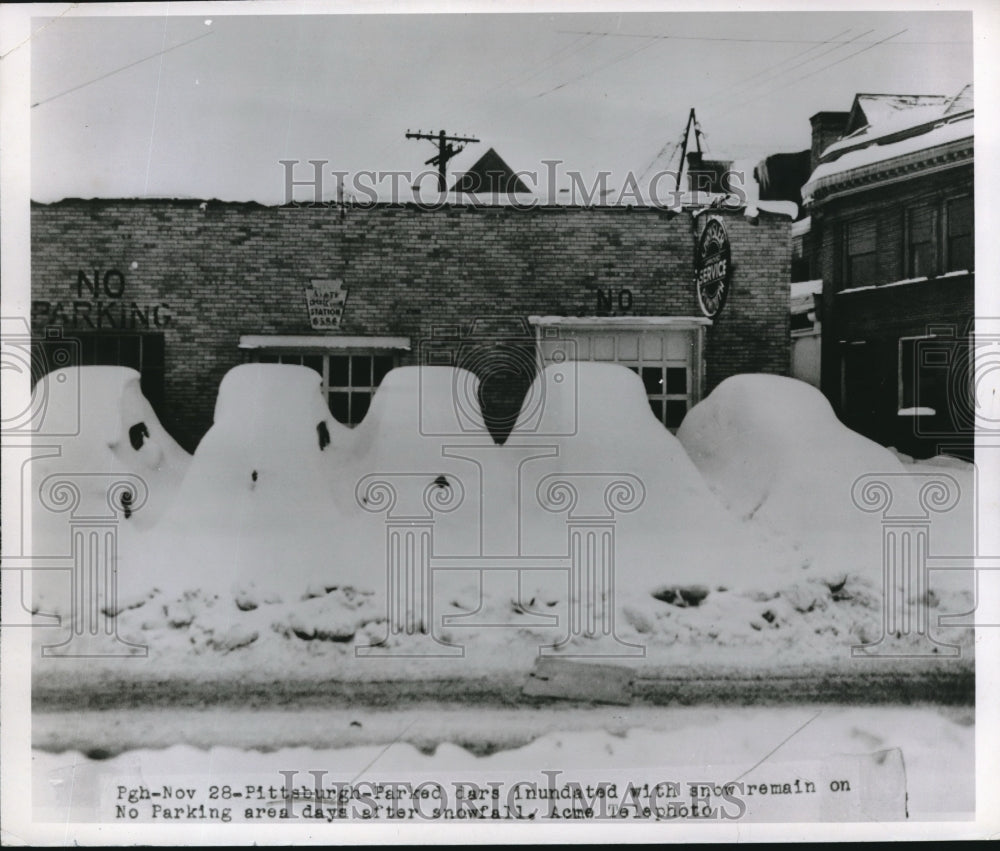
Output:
[
  {"xmin": 677, "ymin": 374, "xmax": 921, "ymax": 585},
  {"xmin": 137, "ymin": 365, "xmax": 376, "ymax": 607},
  {"xmin": 29, "ymin": 367, "xmax": 191, "ymax": 615},
  {"xmin": 336, "ymin": 366, "xmax": 487, "ymax": 558},
  {"xmin": 507, "ymin": 364, "xmax": 806, "ymax": 608},
  {"xmin": 30, "ymin": 366, "xmax": 190, "ymax": 525}
]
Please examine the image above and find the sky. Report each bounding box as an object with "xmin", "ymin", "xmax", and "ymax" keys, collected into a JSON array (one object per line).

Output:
[{"xmin": 25, "ymin": 4, "xmax": 976, "ymax": 204}]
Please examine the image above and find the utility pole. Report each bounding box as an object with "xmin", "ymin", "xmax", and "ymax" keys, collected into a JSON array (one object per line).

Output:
[
  {"xmin": 405, "ymin": 129, "xmax": 480, "ymax": 191},
  {"xmin": 675, "ymin": 108, "xmax": 703, "ymax": 195}
]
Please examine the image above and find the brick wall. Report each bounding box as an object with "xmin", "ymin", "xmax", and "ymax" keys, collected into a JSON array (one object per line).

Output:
[
  {"xmin": 814, "ymin": 164, "xmax": 974, "ymax": 406},
  {"xmin": 31, "ymin": 200, "xmax": 791, "ymax": 449}
]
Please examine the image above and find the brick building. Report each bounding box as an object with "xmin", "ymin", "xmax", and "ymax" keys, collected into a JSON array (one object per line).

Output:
[
  {"xmin": 800, "ymin": 86, "xmax": 974, "ymax": 459},
  {"xmin": 30, "ymin": 199, "xmax": 792, "ymax": 451}
]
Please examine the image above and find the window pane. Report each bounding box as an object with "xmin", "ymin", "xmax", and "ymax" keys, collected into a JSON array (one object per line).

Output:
[
  {"xmin": 850, "ymin": 253, "xmax": 877, "ymax": 287},
  {"xmin": 329, "ymin": 356, "xmax": 350, "ymax": 386},
  {"xmin": 280, "ymin": 354, "xmax": 302, "ymax": 366},
  {"xmin": 848, "ymin": 219, "xmax": 876, "ymax": 254},
  {"xmin": 648, "ymin": 399, "xmax": 664, "ymax": 422},
  {"xmin": 947, "ymin": 198, "xmax": 974, "ymax": 272},
  {"xmin": 948, "ymin": 196, "xmax": 973, "ymax": 238},
  {"xmin": 666, "ymin": 400, "xmax": 688, "ymax": 429},
  {"xmin": 948, "ymin": 234, "xmax": 973, "ymax": 272},
  {"xmin": 666, "ymin": 367, "xmax": 687, "ymax": 395},
  {"xmin": 329, "ymin": 391, "xmax": 349, "ymax": 423},
  {"xmin": 909, "ymin": 243, "xmax": 934, "ymax": 279},
  {"xmin": 908, "ymin": 206, "xmax": 933, "ymax": 243},
  {"xmin": 258, "ymin": 353, "xmax": 278, "ymax": 364},
  {"xmin": 352, "ymin": 392, "xmax": 371, "ymax": 423},
  {"xmin": 641, "ymin": 366, "xmax": 663, "ymax": 395},
  {"xmin": 352, "ymin": 356, "xmax": 372, "ymax": 387},
  {"xmin": 373, "ymin": 355, "xmax": 394, "ymax": 385},
  {"xmin": 302, "ymin": 355, "xmax": 323, "ymax": 375}
]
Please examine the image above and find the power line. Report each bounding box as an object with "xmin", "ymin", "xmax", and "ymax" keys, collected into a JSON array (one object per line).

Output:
[
  {"xmin": 639, "ymin": 130, "xmax": 686, "ymax": 183},
  {"xmin": 701, "ymin": 29, "xmax": 874, "ymax": 116},
  {"xmin": 487, "ymin": 32, "xmax": 603, "ymax": 93},
  {"xmin": 555, "ymin": 29, "xmax": 965, "ymax": 46},
  {"xmin": 31, "ymin": 30, "xmax": 214, "ymax": 109},
  {"xmin": 535, "ymin": 36, "xmax": 660, "ymax": 99},
  {"xmin": 638, "ymin": 28, "xmax": 853, "ymax": 183},
  {"xmin": 404, "ymin": 129, "xmax": 480, "ymax": 192},
  {"xmin": 699, "ymin": 28, "xmax": 854, "ymax": 106},
  {"xmin": 701, "ymin": 29, "xmax": 909, "ymax": 124}
]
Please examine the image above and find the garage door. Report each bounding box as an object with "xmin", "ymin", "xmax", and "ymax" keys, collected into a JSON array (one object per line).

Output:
[{"xmin": 532, "ymin": 318, "xmax": 708, "ymax": 431}]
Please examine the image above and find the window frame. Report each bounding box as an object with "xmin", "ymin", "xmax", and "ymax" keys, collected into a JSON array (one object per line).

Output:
[
  {"xmin": 943, "ymin": 193, "xmax": 974, "ymax": 273},
  {"xmin": 843, "ymin": 216, "xmax": 878, "ymax": 288},
  {"xmin": 904, "ymin": 203, "xmax": 938, "ymax": 279},
  {"xmin": 248, "ymin": 347, "xmax": 400, "ymax": 427}
]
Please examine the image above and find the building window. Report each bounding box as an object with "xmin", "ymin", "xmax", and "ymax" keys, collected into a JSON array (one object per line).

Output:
[
  {"xmin": 898, "ymin": 336, "xmax": 950, "ymax": 418},
  {"xmin": 631, "ymin": 363, "xmax": 691, "ymax": 429},
  {"xmin": 844, "ymin": 218, "xmax": 877, "ymax": 287},
  {"xmin": 534, "ymin": 323, "xmax": 704, "ymax": 433},
  {"xmin": 252, "ymin": 350, "xmax": 396, "ymax": 426},
  {"xmin": 945, "ymin": 195, "xmax": 973, "ymax": 272},
  {"xmin": 31, "ymin": 331, "xmax": 167, "ymax": 415},
  {"xmin": 906, "ymin": 205, "xmax": 936, "ymax": 278}
]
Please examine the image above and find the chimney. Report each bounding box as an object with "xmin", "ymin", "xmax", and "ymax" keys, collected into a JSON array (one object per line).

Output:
[{"xmin": 809, "ymin": 111, "xmax": 850, "ymax": 171}]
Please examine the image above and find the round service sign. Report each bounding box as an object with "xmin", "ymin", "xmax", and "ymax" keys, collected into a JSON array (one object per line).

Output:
[{"xmin": 694, "ymin": 217, "xmax": 732, "ymax": 318}]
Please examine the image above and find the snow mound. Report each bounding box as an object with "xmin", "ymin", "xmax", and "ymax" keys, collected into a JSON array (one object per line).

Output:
[
  {"xmin": 29, "ymin": 367, "xmax": 191, "ymax": 616},
  {"xmin": 677, "ymin": 374, "xmax": 914, "ymax": 583},
  {"xmin": 137, "ymin": 364, "xmax": 376, "ymax": 603},
  {"xmin": 30, "ymin": 366, "xmax": 190, "ymax": 525},
  {"xmin": 507, "ymin": 363, "xmax": 805, "ymax": 602},
  {"xmin": 336, "ymin": 366, "xmax": 490, "ymax": 557}
]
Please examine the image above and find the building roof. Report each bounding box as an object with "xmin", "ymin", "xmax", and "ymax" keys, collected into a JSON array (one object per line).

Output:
[
  {"xmin": 450, "ymin": 147, "xmax": 532, "ymax": 195},
  {"xmin": 843, "ymin": 93, "xmax": 951, "ymax": 136},
  {"xmin": 802, "ymin": 84, "xmax": 973, "ymax": 205}
]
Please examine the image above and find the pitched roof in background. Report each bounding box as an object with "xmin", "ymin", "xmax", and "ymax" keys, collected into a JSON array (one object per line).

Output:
[
  {"xmin": 844, "ymin": 93, "xmax": 951, "ymax": 136},
  {"xmin": 943, "ymin": 82, "xmax": 974, "ymax": 115},
  {"xmin": 451, "ymin": 148, "xmax": 531, "ymax": 195},
  {"xmin": 802, "ymin": 83, "xmax": 973, "ymax": 205},
  {"xmin": 818, "ymin": 84, "xmax": 973, "ymax": 164}
]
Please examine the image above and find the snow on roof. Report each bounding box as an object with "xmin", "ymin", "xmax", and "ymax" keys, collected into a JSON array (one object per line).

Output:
[
  {"xmin": 849, "ymin": 93, "xmax": 950, "ymax": 132},
  {"xmin": 802, "ymin": 114, "xmax": 973, "ymax": 204},
  {"xmin": 817, "ymin": 84, "xmax": 972, "ymax": 164},
  {"xmin": 943, "ymin": 82, "xmax": 974, "ymax": 116}
]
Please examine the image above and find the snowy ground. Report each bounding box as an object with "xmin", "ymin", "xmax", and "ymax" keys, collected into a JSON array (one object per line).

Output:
[
  {"xmin": 33, "ymin": 706, "xmax": 974, "ymax": 822},
  {"xmin": 26, "ymin": 366, "xmax": 977, "ymax": 826},
  {"xmin": 28, "ymin": 366, "xmax": 976, "ymax": 682}
]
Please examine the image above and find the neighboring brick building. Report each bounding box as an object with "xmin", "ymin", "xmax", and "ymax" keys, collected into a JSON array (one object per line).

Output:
[
  {"xmin": 31, "ymin": 199, "xmax": 791, "ymax": 450},
  {"xmin": 801, "ymin": 86, "xmax": 974, "ymax": 459}
]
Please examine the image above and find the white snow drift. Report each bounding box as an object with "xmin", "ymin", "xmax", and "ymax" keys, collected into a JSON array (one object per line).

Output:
[
  {"xmin": 139, "ymin": 364, "xmax": 374, "ymax": 603},
  {"xmin": 29, "ymin": 367, "xmax": 190, "ymax": 615},
  {"xmin": 677, "ymin": 374, "xmax": 922, "ymax": 584}
]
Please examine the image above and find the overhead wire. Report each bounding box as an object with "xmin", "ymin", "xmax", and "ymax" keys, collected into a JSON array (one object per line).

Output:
[
  {"xmin": 698, "ymin": 28, "xmax": 870, "ymax": 114},
  {"xmin": 486, "ymin": 32, "xmax": 603, "ymax": 93},
  {"xmin": 534, "ymin": 35, "xmax": 661, "ymax": 98},
  {"xmin": 701, "ymin": 28, "xmax": 908, "ymax": 123},
  {"xmin": 555, "ymin": 29, "xmax": 965, "ymax": 46},
  {"xmin": 31, "ymin": 29, "xmax": 213, "ymax": 109}
]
